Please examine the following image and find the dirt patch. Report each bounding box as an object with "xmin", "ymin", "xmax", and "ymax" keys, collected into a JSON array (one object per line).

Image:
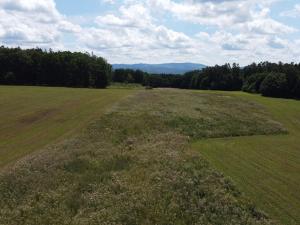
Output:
[{"xmin": 19, "ymin": 108, "xmax": 59, "ymax": 124}]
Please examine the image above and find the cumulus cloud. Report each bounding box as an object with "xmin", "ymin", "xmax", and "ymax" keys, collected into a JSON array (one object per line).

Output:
[
  {"xmin": 191, "ymin": 29, "xmax": 297, "ymax": 64},
  {"xmin": 74, "ymin": 0, "xmax": 299, "ymax": 64},
  {"xmin": 96, "ymin": 4, "xmax": 152, "ymax": 28},
  {"xmin": 0, "ymin": 0, "xmax": 299, "ymax": 65},
  {"xmin": 0, "ymin": 0, "xmax": 79, "ymax": 47},
  {"xmin": 79, "ymin": 3, "xmax": 193, "ymax": 63},
  {"xmin": 0, "ymin": 0, "xmax": 59, "ymax": 15},
  {"xmin": 148, "ymin": 0, "xmax": 254, "ymax": 27},
  {"xmin": 147, "ymin": 0, "xmax": 296, "ymax": 35},
  {"xmin": 243, "ymin": 18, "xmax": 296, "ymax": 35}
]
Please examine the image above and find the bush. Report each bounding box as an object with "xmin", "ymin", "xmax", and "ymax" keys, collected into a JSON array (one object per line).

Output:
[{"xmin": 259, "ymin": 72, "xmax": 289, "ymax": 97}]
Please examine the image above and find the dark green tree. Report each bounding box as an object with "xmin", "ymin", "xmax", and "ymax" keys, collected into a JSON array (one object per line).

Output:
[
  {"xmin": 242, "ymin": 73, "xmax": 268, "ymax": 93},
  {"xmin": 259, "ymin": 72, "xmax": 289, "ymax": 97}
]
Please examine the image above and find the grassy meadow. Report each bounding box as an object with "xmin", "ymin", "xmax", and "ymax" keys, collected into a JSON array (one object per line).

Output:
[
  {"xmin": 0, "ymin": 86, "xmax": 136, "ymax": 167},
  {"xmin": 0, "ymin": 88, "xmax": 289, "ymax": 225},
  {"xmin": 192, "ymin": 91, "xmax": 300, "ymax": 225}
]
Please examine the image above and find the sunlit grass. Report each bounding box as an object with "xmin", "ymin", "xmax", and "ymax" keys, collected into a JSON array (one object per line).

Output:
[{"xmin": 0, "ymin": 86, "xmax": 136, "ymax": 167}]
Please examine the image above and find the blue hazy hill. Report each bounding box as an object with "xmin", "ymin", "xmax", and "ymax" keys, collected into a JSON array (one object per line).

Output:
[{"xmin": 112, "ymin": 63, "xmax": 206, "ymax": 74}]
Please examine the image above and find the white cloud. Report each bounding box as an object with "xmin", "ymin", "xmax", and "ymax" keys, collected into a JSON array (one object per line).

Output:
[
  {"xmin": 148, "ymin": 0, "xmax": 252, "ymax": 27},
  {"xmin": 0, "ymin": 0, "xmax": 79, "ymax": 47},
  {"xmin": 0, "ymin": 0, "xmax": 299, "ymax": 65},
  {"xmin": 0, "ymin": 0, "xmax": 59, "ymax": 14},
  {"xmin": 96, "ymin": 4, "xmax": 152, "ymax": 28},
  {"xmin": 57, "ymin": 20, "xmax": 82, "ymax": 33},
  {"xmin": 75, "ymin": 0, "xmax": 299, "ymax": 65},
  {"xmin": 243, "ymin": 18, "xmax": 297, "ymax": 35},
  {"xmin": 191, "ymin": 29, "xmax": 299, "ymax": 65},
  {"xmin": 147, "ymin": 0, "xmax": 296, "ymax": 35},
  {"xmin": 79, "ymin": 3, "xmax": 193, "ymax": 63}
]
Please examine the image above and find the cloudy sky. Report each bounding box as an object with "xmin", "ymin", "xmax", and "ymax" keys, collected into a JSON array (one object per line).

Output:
[{"xmin": 0, "ymin": 0, "xmax": 300, "ymax": 65}]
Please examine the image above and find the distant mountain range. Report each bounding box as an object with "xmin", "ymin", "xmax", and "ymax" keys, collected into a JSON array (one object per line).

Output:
[{"xmin": 112, "ymin": 63, "xmax": 206, "ymax": 74}]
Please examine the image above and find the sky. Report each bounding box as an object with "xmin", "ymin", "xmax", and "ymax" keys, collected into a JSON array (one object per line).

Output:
[{"xmin": 0, "ymin": 0, "xmax": 300, "ymax": 66}]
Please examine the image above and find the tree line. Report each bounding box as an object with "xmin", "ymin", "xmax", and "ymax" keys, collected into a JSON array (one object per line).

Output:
[
  {"xmin": 112, "ymin": 62, "xmax": 300, "ymax": 99},
  {"xmin": 0, "ymin": 46, "xmax": 111, "ymax": 88},
  {"xmin": 242, "ymin": 62, "xmax": 300, "ymax": 98},
  {"xmin": 1, "ymin": 46, "xmax": 299, "ymax": 99}
]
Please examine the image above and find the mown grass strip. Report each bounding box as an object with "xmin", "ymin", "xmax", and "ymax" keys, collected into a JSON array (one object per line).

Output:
[
  {"xmin": 192, "ymin": 91, "xmax": 300, "ymax": 225},
  {"xmin": 0, "ymin": 85, "xmax": 136, "ymax": 167}
]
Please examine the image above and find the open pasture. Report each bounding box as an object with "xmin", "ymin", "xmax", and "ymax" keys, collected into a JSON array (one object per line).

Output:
[{"xmin": 0, "ymin": 88, "xmax": 287, "ymax": 225}]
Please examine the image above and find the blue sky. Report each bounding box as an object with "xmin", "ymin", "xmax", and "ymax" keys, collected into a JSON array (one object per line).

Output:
[{"xmin": 1, "ymin": 0, "xmax": 300, "ymax": 65}]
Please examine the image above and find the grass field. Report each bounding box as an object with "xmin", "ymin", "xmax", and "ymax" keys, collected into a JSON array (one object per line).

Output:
[
  {"xmin": 0, "ymin": 88, "xmax": 287, "ymax": 225},
  {"xmin": 192, "ymin": 91, "xmax": 300, "ymax": 225},
  {"xmin": 0, "ymin": 86, "xmax": 136, "ymax": 168}
]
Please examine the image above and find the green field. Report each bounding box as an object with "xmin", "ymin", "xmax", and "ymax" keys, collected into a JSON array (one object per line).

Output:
[
  {"xmin": 0, "ymin": 86, "xmax": 135, "ymax": 167},
  {"xmin": 0, "ymin": 87, "xmax": 299, "ymax": 224},
  {"xmin": 192, "ymin": 91, "xmax": 300, "ymax": 225}
]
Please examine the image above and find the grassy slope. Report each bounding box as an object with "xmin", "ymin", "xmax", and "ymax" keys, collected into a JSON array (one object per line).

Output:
[
  {"xmin": 0, "ymin": 86, "xmax": 135, "ymax": 168},
  {"xmin": 192, "ymin": 91, "xmax": 300, "ymax": 225},
  {"xmin": 0, "ymin": 89, "xmax": 284, "ymax": 225}
]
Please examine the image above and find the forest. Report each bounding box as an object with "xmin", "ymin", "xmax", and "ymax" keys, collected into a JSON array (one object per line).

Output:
[
  {"xmin": 1, "ymin": 46, "xmax": 300, "ymax": 98},
  {"xmin": 0, "ymin": 46, "xmax": 111, "ymax": 88}
]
